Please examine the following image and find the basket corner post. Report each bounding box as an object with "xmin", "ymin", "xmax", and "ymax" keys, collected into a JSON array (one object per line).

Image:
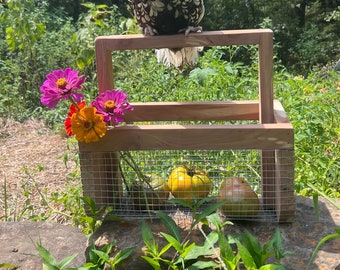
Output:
[{"xmin": 78, "ymin": 149, "xmax": 123, "ymax": 210}]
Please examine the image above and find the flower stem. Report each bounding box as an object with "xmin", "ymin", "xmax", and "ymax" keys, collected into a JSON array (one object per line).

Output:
[{"xmin": 68, "ymin": 96, "xmax": 81, "ymax": 111}]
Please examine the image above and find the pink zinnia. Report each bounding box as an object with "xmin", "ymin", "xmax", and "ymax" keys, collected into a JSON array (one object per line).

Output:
[
  {"xmin": 91, "ymin": 89, "xmax": 133, "ymax": 125},
  {"xmin": 40, "ymin": 68, "xmax": 86, "ymax": 108}
]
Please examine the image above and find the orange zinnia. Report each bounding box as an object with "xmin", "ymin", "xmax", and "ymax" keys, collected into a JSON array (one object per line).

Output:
[
  {"xmin": 71, "ymin": 107, "xmax": 106, "ymax": 143},
  {"xmin": 64, "ymin": 101, "xmax": 86, "ymax": 136}
]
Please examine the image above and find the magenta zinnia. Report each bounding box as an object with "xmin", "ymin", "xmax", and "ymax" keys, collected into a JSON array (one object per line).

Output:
[
  {"xmin": 91, "ymin": 89, "xmax": 133, "ymax": 125},
  {"xmin": 40, "ymin": 68, "xmax": 86, "ymax": 108}
]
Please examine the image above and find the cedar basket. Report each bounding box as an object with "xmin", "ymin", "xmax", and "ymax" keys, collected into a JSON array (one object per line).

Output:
[{"xmin": 78, "ymin": 29, "xmax": 295, "ymax": 223}]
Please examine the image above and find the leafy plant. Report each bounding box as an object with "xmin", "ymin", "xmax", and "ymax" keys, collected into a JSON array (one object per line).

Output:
[
  {"xmin": 79, "ymin": 197, "xmax": 114, "ymax": 236},
  {"xmin": 85, "ymin": 241, "xmax": 136, "ymax": 270},
  {"xmin": 235, "ymin": 228, "xmax": 292, "ymax": 269},
  {"xmin": 141, "ymin": 200, "xmax": 291, "ymax": 269},
  {"xmin": 35, "ymin": 239, "xmax": 135, "ymax": 270},
  {"xmin": 141, "ymin": 199, "xmax": 225, "ymax": 269},
  {"xmin": 35, "ymin": 240, "xmax": 79, "ymax": 270}
]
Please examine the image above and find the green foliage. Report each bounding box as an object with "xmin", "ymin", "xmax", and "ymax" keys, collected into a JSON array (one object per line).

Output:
[
  {"xmin": 275, "ymin": 71, "xmax": 340, "ymax": 197},
  {"xmin": 35, "ymin": 239, "xmax": 135, "ymax": 270},
  {"xmin": 80, "ymin": 197, "xmax": 114, "ymax": 236},
  {"xmin": 1, "ymin": 0, "xmax": 46, "ymax": 51},
  {"xmin": 203, "ymin": 0, "xmax": 340, "ymax": 75},
  {"xmin": 141, "ymin": 203, "xmax": 290, "ymax": 270},
  {"xmin": 85, "ymin": 241, "xmax": 136, "ymax": 270},
  {"xmin": 37, "ymin": 242, "xmax": 79, "ymax": 270}
]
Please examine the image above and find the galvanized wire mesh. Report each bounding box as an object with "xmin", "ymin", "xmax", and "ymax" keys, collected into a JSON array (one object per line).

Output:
[{"xmin": 79, "ymin": 149, "xmax": 294, "ymax": 222}]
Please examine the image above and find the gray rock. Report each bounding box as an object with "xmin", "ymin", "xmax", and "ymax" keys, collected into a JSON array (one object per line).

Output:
[{"xmin": 0, "ymin": 221, "xmax": 87, "ymax": 269}]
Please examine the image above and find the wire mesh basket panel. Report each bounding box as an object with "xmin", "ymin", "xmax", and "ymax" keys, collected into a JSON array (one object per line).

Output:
[{"xmin": 79, "ymin": 149, "xmax": 294, "ymax": 222}]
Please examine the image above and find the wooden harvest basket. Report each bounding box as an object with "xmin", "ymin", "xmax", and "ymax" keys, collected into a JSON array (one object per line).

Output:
[{"xmin": 78, "ymin": 29, "xmax": 295, "ymax": 222}]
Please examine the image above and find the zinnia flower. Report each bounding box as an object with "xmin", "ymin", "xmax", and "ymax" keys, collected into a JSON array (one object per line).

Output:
[
  {"xmin": 40, "ymin": 68, "xmax": 86, "ymax": 108},
  {"xmin": 91, "ymin": 89, "xmax": 133, "ymax": 125},
  {"xmin": 71, "ymin": 107, "xmax": 107, "ymax": 143},
  {"xmin": 64, "ymin": 101, "xmax": 86, "ymax": 136}
]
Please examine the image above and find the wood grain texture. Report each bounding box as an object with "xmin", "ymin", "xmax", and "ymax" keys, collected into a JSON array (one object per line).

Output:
[
  {"xmin": 124, "ymin": 101, "xmax": 259, "ymax": 121},
  {"xmin": 275, "ymin": 149, "xmax": 295, "ymax": 222},
  {"xmin": 94, "ymin": 29, "xmax": 273, "ymax": 51},
  {"xmin": 79, "ymin": 123, "xmax": 294, "ymax": 152},
  {"xmin": 94, "ymin": 29, "xmax": 274, "ymax": 93}
]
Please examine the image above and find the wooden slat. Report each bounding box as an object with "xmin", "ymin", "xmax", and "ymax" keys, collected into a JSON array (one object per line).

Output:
[
  {"xmin": 258, "ymin": 31, "xmax": 274, "ymax": 124},
  {"xmin": 124, "ymin": 100, "xmax": 259, "ymax": 122},
  {"xmin": 275, "ymin": 149, "xmax": 295, "ymax": 222},
  {"xmin": 95, "ymin": 29, "xmax": 274, "ymax": 92},
  {"xmin": 95, "ymin": 29, "xmax": 273, "ymax": 51},
  {"xmin": 79, "ymin": 123, "xmax": 294, "ymax": 152},
  {"xmin": 95, "ymin": 42, "xmax": 114, "ymax": 92}
]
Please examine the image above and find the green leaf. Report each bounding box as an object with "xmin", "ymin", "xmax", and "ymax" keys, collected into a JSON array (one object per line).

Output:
[
  {"xmin": 155, "ymin": 211, "xmax": 181, "ymax": 242},
  {"xmin": 159, "ymin": 242, "xmax": 173, "ymax": 256},
  {"xmin": 168, "ymin": 198, "xmax": 193, "ymax": 208},
  {"xmin": 43, "ymin": 263, "xmax": 59, "ymax": 270},
  {"xmin": 96, "ymin": 4, "xmax": 109, "ymax": 9},
  {"xmin": 219, "ymin": 233, "xmax": 235, "ymax": 263},
  {"xmin": 81, "ymin": 197, "xmax": 97, "ymax": 215},
  {"xmin": 189, "ymin": 67, "xmax": 217, "ymax": 86},
  {"xmin": 141, "ymin": 220, "xmax": 155, "ymax": 245},
  {"xmin": 160, "ymin": 232, "xmax": 182, "ymax": 252},
  {"xmin": 36, "ymin": 242, "xmax": 57, "ymax": 265},
  {"xmin": 87, "ymin": 242, "xmax": 100, "ymax": 263},
  {"xmin": 101, "ymin": 242, "xmax": 114, "ymax": 255},
  {"xmin": 240, "ymin": 230, "xmax": 263, "ymax": 267},
  {"xmin": 57, "ymin": 253, "xmax": 78, "ymax": 269},
  {"xmin": 235, "ymin": 239, "xmax": 257, "ymax": 269},
  {"xmin": 191, "ymin": 200, "xmax": 227, "ymax": 229},
  {"xmin": 141, "ymin": 256, "xmax": 161, "ymax": 270},
  {"xmin": 271, "ymin": 228, "xmax": 286, "ymax": 261},
  {"xmin": 111, "ymin": 246, "xmax": 136, "ymax": 266},
  {"xmin": 188, "ymin": 260, "xmax": 219, "ymax": 269},
  {"xmin": 195, "ymin": 196, "xmax": 218, "ymax": 208},
  {"xmin": 307, "ymin": 183, "xmax": 340, "ymax": 210},
  {"xmin": 307, "ymin": 230, "xmax": 340, "ymax": 268},
  {"xmin": 312, "ymin": 193, "xmax": 320, "ymax": 222},
  {"xmin": 184, "ymin": 232, "xmax": 217, "ymax": 261},
  {"xmin": 92, "ymin": 249, "xmax": 110, "ymax": 262},
  {"xmin": 259, "ymin": 264, "xmax": 286, "ymax": 270},
  {"xmin": 0, "ymin": 264, "xmax": 19, "ymax": 269}
]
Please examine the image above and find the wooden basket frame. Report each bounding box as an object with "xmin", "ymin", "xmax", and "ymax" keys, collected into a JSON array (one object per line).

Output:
[{"xmin": 79, "ymin": 29, "xmax": 295, "ymax": 222}]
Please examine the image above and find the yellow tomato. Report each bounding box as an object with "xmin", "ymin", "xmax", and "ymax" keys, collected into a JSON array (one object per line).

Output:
[{"xmin": 167, "ymin": 165, "xmax": 211, "ymax": 203}]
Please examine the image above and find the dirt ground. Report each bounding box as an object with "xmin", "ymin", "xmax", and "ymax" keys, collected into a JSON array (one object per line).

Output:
[{"xmin": 0, "ymin": 117, "xmax": 79, "ymax": 223}]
